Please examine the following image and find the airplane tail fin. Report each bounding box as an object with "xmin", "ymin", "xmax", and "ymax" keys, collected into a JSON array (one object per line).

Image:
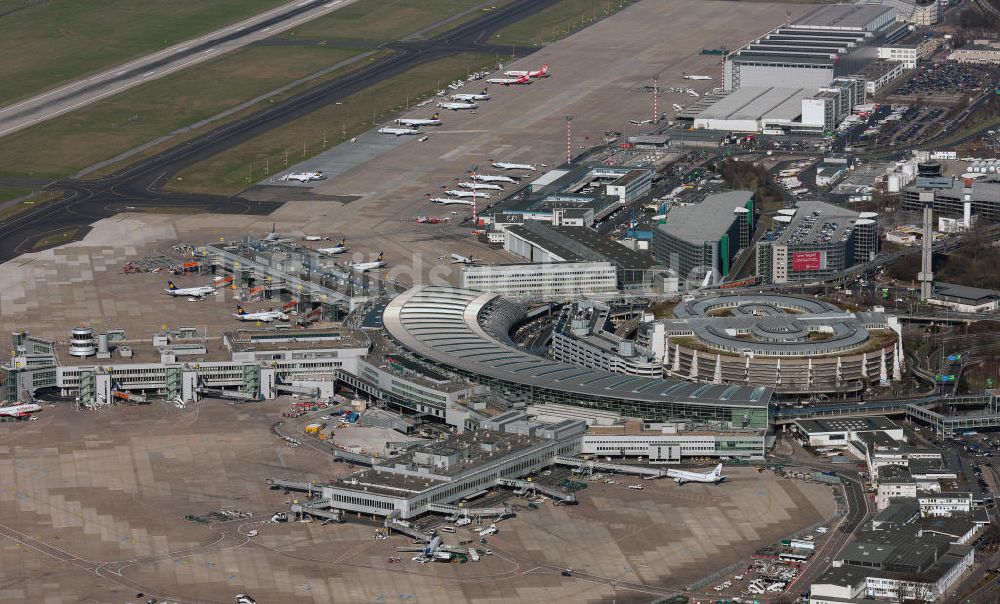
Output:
[
  {"xmin": 236, "ymin": 305, "xmax": 246, "ymax": 315},
  {"xmin": 539, "ymin": 64, "xmax": 548, "ymax": 75},
  {"xmin": 167, "ymin": 281, "xmax": 177, "ymax": 290},
  {"xmin": 431, "ymin": 112, "xmax": 439, "ymax": 120},
  {"xmin": 713, "ymin": 463, "xmax": 723, "ymax": 478},
  {"xmin": 339, "ymin": 238, "xmax": 346, "ymax": 246},
  {"xmin": 376, "ymin": 251, "xmax": 384, "ymax": 261}
]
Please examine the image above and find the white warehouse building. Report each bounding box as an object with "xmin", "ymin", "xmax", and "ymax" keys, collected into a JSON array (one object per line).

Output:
[{"xmin": 458, "ymin": 261, "xmax": 618, "ymax": 299}]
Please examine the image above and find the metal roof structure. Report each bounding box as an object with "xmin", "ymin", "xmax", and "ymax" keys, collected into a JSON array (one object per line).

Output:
[
  {"xmin": 383, "ymin": 286, "xmax": 772, "ymax": 408},
  {"xmin": 655, "ymin": 190, "xmax": 753, "ymax": 245}
]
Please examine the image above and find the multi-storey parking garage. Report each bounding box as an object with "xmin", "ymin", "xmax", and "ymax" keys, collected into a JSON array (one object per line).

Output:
[
  {"xmin": 382, "ymin": 286, "xmax": 772, "ymax": 428},
  {"xmin": 637, "ymin": 294, "xmax": 902, "ymax": 398}
]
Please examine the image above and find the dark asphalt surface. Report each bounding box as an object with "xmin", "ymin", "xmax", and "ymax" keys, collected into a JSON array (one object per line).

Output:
[{"xmin": 0, "ymin": 0, "xmax": 563, "ymax": 261}]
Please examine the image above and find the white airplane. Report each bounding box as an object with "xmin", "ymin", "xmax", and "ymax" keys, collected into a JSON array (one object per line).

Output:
[
  {"xmin": 504, "ymin": 63, "xmax": 549, "ymax": 78},
  {"xmin": 378, "ymin": 126, "xmax": 424, "ymax": 136},
  {"xmin": 165, "ymin": 281, "xmax": 216, "ymax": 298},
  {"xmin": 672, "ymin": 103, "xmax": 685, "ymax": 112},
  {"xmin": 684, "ymin": 74, "xmax": 712, "ymax": 80},
  {"xmin": 263, "ymin": 223, "xmax": 284, "ymax": 243},
  {"xmin": 427, "ymin": 196, "xmax": 475, "ymax": 206},
  {"xmin": 397, "ymin": 536, "xmax": 443, "ymax": 556},
  {"xmin": 687, "ymin": 89, "xmax": 700, "ymax": 98},
  {"xmin": 492, "ymin": 161, "xmax": 536, "ymax": 171},
  {"xmin": 281, "ymin": 171, "xmax": 325, "ymax": 182},
  {"xmin": 452, "ymin": 88, "xmax": 490, "ymax": 102},
  {"xmin": 0, "ymin": 403, "xmax": 41, "ymax": 418},
  {"xmin": 317, "ymin": 238, "xmax": 348, "ymax": 254},
  {"xmin": 396, "ymin": 113, "xmax": 441, "ymax": 127},
  {"xmin": 457, "ymin": 181, "xmax": 503, "ymax": 191},
  {"xmin": 348, "ymin": 251, "xmax": 386, "ymax": 272},
  {"xmin": 437, "ymin": 101, "xmax": 478, "ymax": 111},
  {"xmin": 630, "ymin": 119, "xmax": 653, "ymax": 125},
  {"xmin": 486, "ymin": 74, "xmax": 530, "ymax": 86},
  {"xmin": 444, "ymin": 189, "xmax": 490, "ymax": 199},
  {"xmin": 469, "ymin": 172, "xmax": 517, "ymax": 183},
  {"xmin": 303, "ymin": 235, "xmax": 328, "ymax": 241},
  {"xmin": 666, "ymin": 463, "xmax": 724, "ymax": 485},
  {"xmin": 451, "ymin": 253, "xmax": 480, "ymax": 265},
  {"xmin": 233, "ymin": 305, "xmax": 289, "ymax": 322}
]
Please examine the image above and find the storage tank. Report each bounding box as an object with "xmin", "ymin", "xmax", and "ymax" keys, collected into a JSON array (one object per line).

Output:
[{"xmin": 68, "ymin": 326, "xmax": 96, "ymax": 357}]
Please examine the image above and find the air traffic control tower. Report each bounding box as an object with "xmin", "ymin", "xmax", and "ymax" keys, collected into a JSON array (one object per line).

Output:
[{"xmin": 914, "ymin": 162, "xmax": 951, "ymax": 301}]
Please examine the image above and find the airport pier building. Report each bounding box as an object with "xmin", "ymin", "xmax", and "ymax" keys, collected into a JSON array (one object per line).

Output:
[{"xmin": 1, "ymin": 328, "xmax": 369, "ymax": 406}]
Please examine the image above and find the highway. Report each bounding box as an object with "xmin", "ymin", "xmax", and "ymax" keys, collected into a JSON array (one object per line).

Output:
[
  {"xmin": 0, "ymin": 0, "xmax": 560, "ymax": 261},
  {"xmin": 0, "ymin": 0, "xmax": 358, "ymax": 139}
]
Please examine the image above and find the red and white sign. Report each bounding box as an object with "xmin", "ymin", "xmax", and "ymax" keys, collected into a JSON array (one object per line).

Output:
[{"xmin": 792, "ymin": 251, "xmax": 823, "ymax": 272}]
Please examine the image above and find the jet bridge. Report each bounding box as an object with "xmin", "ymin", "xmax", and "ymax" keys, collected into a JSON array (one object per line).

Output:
[
  {"xmin": 427, "ymin": 502, "xmax": 512, "ymax": 517},
  {"xmin": 292, "ymin": 498, "xmax": 344, "ymax": 523},
  {"xmin": 555, "ymin": 455, "xmax": 667, "ymax": 479},
  {"xmin": 385, "ymin": 515, "xmax": 434, "ymax": 543},
  {"xmin": 497, "ymin": 478, "xmax": 577, "ymax": 503}
]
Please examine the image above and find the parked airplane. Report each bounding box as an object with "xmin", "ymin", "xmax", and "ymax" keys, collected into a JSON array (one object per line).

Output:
[
  {"xmin": 491, "ymin": 161, "xmax": 536, "ymax": 171},
  {"xmin": 233, "ymin": 305, "xmax": 289, "ymax": 322},
  {"xmin": 427, "ymin": 196, "xmax": 475, "ymax": 206},
  {"xmin": 684, "ymin": 74, "xmax": 712, "ymax": 80},
  {"xmin": 165, "ymin": 281, "xmax": 216, "ymax": 298},
  {"xmin": 450, "ymin": 253, "xmax": 480, "ymax": 265},
  {"xmin": 672, "ymin": 103, "xmax": 685, "ymax": 112},
  {"xmin": 378, "ymin": 126, "xmax": 424, "ymax": 136},
  {"xmin": 396, "ymin": 113, "xmax": 441, "ymax": 127},
  {"xmin": 667, "ymin": 463, "xmax": 724, "ymax": 485},
  {"xmin": 263, "ymin": 223, "xmax": 284, "ymax": 243},
  {"xmin": 0, "ymin": 403, "xmax": 41, "ymax": 418},
  {"xmin": 348, "ymin": 252, "xmax": 386, "ymax": 272},
  {"xmin": 504, "ymin": 63, "xmax": 549, "ymax": 78},
  {"xmin": 456, "ymin": 181, "xmax": 503, "ymax": 191},
  {"xmin": 317, "ymin": 238, "xmax": 348, "ymax": 254},
  {"xmin": 396, "ymin": 536, "xmax": 443, "ymax": 556},
  {"xmin": 281, "ymin": 171, "xmax": 325, "ymax": 182},
  {"xmin": 469, "ymin": 172, "xmax": 517, "ymax": 183},
  {"xmin": 629, "ymin": 119, "xmax": 653, "ymax": 125},
  {"xmin": 444, "ymin": 188, "xmax": 490, "ymax": 199},
  {"xmin": 486, "ymin": 74, "xmax": 530, "ymax": 86},
  {"xmin": 452, "ymin": 88, "xmax": 490, "ymax": 102},
  {"xmin": 687, "ymin": 89, "xmax": 700, "ymax": 97},
  {"xmin": 437, "ymin": 101, "xmax": 478, "ymax": 111},
  {"xmin": 303, "ymin": 235, "xmax": 328, "ymax": 241}
]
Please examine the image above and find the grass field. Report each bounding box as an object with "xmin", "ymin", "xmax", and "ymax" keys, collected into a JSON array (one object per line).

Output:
[
  {"xmin": 30, "ymin": 227, "xmax": 81, "ymax": 251},
  {"xmin": 0, "ymin": 191, "xmax": 62, "ymax": 223},
  {"xmin": 0, "ymin": 0, "xmax": 287, "ymax": 106},
  {"xmin": 169, "ymin": 52, "xmax": 495, "ymax": 195},
  {"xmin": 492, "ymin": 0, "xmax": 629, "ymax": 46},
  {"xmin": 281, "ymin": 0, "xmax": 490, "ymax": 41},
  {"xmin": 0, "ymin": 46, "xmax": 363, "ymax": 180},
  {"xmin": 0, "ymin": 186, "xmax": 32, "ymax": 205}
]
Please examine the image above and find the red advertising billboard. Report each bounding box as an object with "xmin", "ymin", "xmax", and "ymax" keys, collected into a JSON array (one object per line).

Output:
[{"xmin": 792, "ymin": 251, "xmax": 823, "ymax": 272}]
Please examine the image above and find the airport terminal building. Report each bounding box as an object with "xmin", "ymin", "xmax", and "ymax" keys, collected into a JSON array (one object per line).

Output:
[{"xmin": 382, "ymin": 285, "xmax": 772, "ymax": 429}]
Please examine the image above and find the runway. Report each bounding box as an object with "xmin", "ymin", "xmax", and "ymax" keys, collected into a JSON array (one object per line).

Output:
[
  {"xmin": 0, "ymin": 0, "xmax": 358, "ymax": 139},
  {"xmin": 0, "ymin": 0, "xmax": 559, "ymax": 261}
]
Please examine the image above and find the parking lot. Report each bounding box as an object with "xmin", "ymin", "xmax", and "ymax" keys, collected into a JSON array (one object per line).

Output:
[{"xmin": 888, "ymin": 61, "xmax": 1000, "ymax": 103}]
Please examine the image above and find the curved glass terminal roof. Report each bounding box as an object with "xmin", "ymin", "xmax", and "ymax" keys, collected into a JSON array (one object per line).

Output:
[{"xmin": 383, "ymin": 286, "xmax": 771, "ymax": 408}]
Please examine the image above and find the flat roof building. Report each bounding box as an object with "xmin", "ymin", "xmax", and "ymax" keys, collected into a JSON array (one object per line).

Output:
[
  {"xmin": 651, "ymin": 190, "xmax": 754, "ymax": 286},
  {"xmin": 756, "ymin": 200, "xmax": 878, "ymax": 284},
  {"xmin": 458, "ymin": 261, "xmax": 618, "ymax": 300},
  {"xmin": 504, "ymin": 221, "xmax": 659, "ymax": 288}
]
